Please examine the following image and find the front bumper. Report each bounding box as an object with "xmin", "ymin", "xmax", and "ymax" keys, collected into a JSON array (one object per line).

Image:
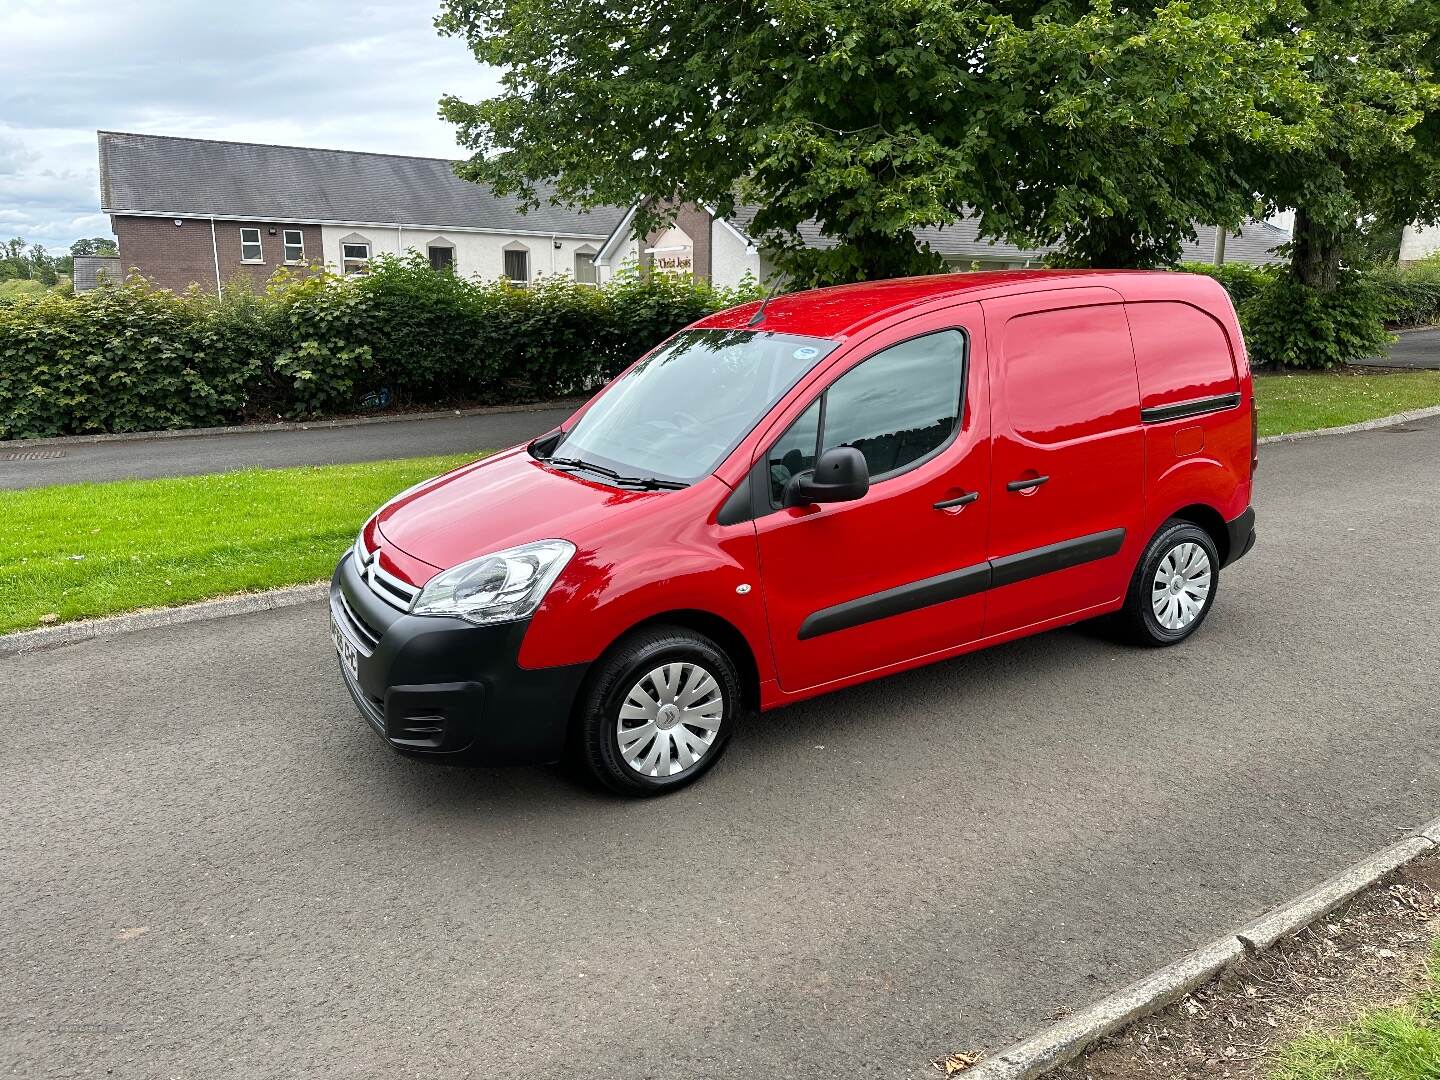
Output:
[
  {"xmin": 329, "ymin": 553, "xmax": 589, "ymax": 765},
  {"xmin": 1222, "ymin": 506, "xmax": 1256, "ymax": 568}
]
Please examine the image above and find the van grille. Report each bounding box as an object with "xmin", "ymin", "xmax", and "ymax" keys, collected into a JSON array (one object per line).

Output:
[
  {"xmin": 353, "ymin": 529, "xmax": 420, "ymax": 612},
  {"xmin": 334, "ymin": 589, "xmax": 380, "ymax": 654}
]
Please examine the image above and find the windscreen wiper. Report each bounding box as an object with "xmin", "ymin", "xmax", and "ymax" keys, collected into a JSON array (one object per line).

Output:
[
  {"xmin": 612, "ymin": 476, "xmax": 689, "ymax": 491},
  {"xmin": 546, "ymin": 457, "xmax": 687, "ymax": 490},
  {"xmin": 545, "ymin": 456, "xmax": 624, "ymax": 481}
]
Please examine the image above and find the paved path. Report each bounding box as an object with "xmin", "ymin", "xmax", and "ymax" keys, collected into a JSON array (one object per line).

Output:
[
  {"xmin": 0, "ymin": 406, "xmax": 575, "ymax": 490},
  {"xmin": 3, "ymin": 418, "xmax": 1438, "ymax": 1079},
  {"xmin": 1370, "ymin": 327, "xmax": 1440, "ymax": 369}
]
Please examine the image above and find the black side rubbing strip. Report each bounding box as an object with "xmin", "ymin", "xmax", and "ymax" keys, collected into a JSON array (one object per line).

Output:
[
  {"xmin": 797, "ymin": 563, "xmax": 992, "ymax": 640},
  {"xmin": 988, "ymin": 528, "xmax": 1126, "ymax": 589},
  {"xmin": 797, "ymin": 528, "xmax": 1128, "ymax": 640},
  {"xmin": 1140, "ymin": 392, "xmax": 1241, "ymax": 424}
]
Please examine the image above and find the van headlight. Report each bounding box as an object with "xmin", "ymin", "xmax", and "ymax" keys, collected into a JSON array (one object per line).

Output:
[{"xmin": 410, "ymin": 540, "xmax": 575, "ymax": 625}]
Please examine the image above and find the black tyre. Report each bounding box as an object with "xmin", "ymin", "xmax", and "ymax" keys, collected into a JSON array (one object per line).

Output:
[
  {"xmin": 1112, "ymin": 520, "xmax": 1220, "ymax": 646},
  {"xmin": 574, "ymin": 625, "xmax": 741, "ymax": 796}
]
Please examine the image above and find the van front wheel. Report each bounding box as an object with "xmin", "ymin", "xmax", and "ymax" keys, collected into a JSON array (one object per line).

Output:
[
  {"xmin": 1113, "ymin": 521, "xmax": 1219, "ymax": 646},
  {"xmin": 574, "ymin": 625, "xmax": 740, "ymax": 796}
]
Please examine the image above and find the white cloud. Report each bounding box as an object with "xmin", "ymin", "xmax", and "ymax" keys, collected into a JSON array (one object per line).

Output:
[{"xmin": 0, "ymin": 0, "xmax": 501, "ymax": 253}]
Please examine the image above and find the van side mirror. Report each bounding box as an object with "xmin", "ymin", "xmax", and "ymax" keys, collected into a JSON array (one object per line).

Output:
[{"xmin": 785, "ymin": 446, "xmax": 869, "ymax": 507}]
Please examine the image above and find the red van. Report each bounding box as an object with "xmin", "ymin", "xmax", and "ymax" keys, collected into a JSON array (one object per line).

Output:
[{"xmin": 331, "ymin": 270, "xmax": 1256, "ymax": 795}]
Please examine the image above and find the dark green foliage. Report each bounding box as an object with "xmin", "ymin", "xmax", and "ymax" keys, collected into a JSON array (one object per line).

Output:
[
  {"xmin": 0, "ymin": 257, "xmax": 760, "ymax": 440},
  {"xmin": 1240, "ymin": 273, "xmax": 1392, "ymax": 370},
  {"xmin": 1367, "ymin": 256, "xmax": 1440, "ymax": 329}
]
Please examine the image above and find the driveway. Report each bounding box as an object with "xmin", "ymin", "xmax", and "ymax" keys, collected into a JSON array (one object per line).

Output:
[
  {"xmin": 3, "ymin": 418, "xmax": 1438, "ymax": 1080},
  {"xmin": 1369, "ymin": 327, "xmax": 1440, "ymax": 369},
  {"xmin": 0, "ymin": 405, "xmax": 575, "ymax": 490}
]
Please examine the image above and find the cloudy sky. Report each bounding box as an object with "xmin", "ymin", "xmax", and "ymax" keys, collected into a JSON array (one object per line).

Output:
[{"xmin": 0, "ymin": 0, "xmax": 501, "ymax": 254}]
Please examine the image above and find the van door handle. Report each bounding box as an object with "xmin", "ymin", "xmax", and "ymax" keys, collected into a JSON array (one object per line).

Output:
[
  {"xmin": 933, "ymin": 491, "xmax": 980, "ymax": 510},
  {"xmin": 1006, "ymin": 475, "xmax": 1050, "ymax": 492}
]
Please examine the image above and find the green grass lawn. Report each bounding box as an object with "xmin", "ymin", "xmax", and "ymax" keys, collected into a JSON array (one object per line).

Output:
[
  {"xmin": 0, "ymin": 452, "xmax": 479, "ymax": 635},
  {"xmin": 1256, "ymin": 370, "xmax": 1440, "ymax": 437},
  {"xmin": 1271, "ymin": 938, "xmax": 1440, "ymax": 1080},
  {"xmin": 2, "ymin": 369, "xmax": 1439, "ymax": 636}
]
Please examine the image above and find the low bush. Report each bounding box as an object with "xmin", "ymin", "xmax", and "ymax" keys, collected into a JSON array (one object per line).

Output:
[
  {"xmin": 1240, "ymin": 273, "xmax": 1392, "ymax": 370},
  {"xmin": 0, "ymin": 258, "xmax": 761, "ymax": 439},
  {"xmin": 1367, "ymin": 254, "xmax": 1440, "ymax": 329}
]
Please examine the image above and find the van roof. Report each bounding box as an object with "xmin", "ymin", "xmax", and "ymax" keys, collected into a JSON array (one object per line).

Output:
[{"xmin": 693, "ymin": 269, "xmax": 1227, "ymax": 340}]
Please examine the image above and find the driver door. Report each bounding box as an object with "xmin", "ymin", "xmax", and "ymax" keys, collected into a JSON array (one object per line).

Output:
[{"xmin": 753, "ymin": 306, "xmax": 991, "ymax": 693}]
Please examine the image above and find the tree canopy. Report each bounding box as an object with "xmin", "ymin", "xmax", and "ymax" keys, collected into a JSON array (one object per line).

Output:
[
  {"xmin": 439, "ymin": 0, "xmax": 1327, "ymax": 283},
  {"xmin": 1252, "ymin": 0, "xmax": 1440, "ymax": 288}
]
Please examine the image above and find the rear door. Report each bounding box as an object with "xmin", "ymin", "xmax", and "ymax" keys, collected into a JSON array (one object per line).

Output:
[
  {"xmin": 983, "ymin": 289, "xmax": 1143, "ymax": 637},
  {"xmin": 754, "ymin": 305, "xmax": 991, "ymax": 693}
]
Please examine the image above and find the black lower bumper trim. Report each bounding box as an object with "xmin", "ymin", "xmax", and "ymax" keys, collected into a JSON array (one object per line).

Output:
[
  {"xmin": 1223, "ymin": 506, "xmax": 1256, "ymax": 567},
  {"xmin": 330, "ymin": 557, "xmax": 589, "ymax": 766}
]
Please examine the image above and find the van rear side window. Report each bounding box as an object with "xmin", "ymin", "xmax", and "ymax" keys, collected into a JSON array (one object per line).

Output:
[{"xmin": 1126, "ymin": 301, "xmax": 1239, "ymax": 413}]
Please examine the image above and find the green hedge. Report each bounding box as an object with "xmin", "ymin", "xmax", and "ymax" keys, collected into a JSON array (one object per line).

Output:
[{"xmin": 0, "ymin": 257, "xmax": 761, "ymax": 439}]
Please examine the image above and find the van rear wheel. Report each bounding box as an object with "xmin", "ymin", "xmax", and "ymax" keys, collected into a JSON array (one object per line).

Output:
[
  {"xmin": 1112, "ymin": 520, "xmax": 1219, "ymax": 646},
  {"xmin": 574, "ymin": 625, "xmax": 740, "ymax": 796}
]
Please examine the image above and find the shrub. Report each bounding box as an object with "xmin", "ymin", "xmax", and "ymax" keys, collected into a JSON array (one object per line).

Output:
[
  {"xmin": 1367, "ymin": 255, "xmax": 1440, "ymax": 329},
  {"xmin": 1240, "ymin": 272, "xmax": 1392, "ymax": 370},
  {"xmin": 0, "ymin": 258, "xmax": 762, "ymax": 439}
]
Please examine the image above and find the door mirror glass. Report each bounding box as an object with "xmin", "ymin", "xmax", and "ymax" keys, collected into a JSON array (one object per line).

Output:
[{"xmin": 785, "ymin": 446, "xmax": 869, "ymax": 506}]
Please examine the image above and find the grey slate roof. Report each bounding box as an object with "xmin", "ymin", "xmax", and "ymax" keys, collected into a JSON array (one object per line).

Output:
[
  {"xmin": 725, "ymin": 203, "xmax": 1288, "ymax": 267},
  {"xmin": 98, "ymin": 131, "xmax": 627, "ymax": 238},
  {"xmin": 72, "ymin": 255, "xmax": 121, "ymax": 292}
]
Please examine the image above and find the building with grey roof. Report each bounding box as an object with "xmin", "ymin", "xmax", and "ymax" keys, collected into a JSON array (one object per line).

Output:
[
  {"xmin": 98, "ymin": 131, "xmax": 628, "ymax": 294},
  {"xmin": 594, "ymin": 201, "xmax": 1288, "ymax": 289}
]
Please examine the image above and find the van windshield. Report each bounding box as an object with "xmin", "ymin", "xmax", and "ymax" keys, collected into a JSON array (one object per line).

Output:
[{"xmin": 542, "ymin": 329, "xmax": 838, "ymax": 486}]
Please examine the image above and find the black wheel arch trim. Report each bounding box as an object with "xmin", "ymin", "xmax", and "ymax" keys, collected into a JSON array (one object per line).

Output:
[{"xmin": 797, "ymin": 527, "xmax": 1127, "ymax": 641}]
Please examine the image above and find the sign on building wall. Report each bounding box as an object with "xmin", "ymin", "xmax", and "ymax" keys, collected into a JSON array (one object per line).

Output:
[{"xmin": 648, "ymin": 226, "xmax": 694, "ymax": 274}]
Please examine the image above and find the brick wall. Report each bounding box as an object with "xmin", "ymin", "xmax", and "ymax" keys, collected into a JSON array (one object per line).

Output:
[
  {"xmin": 641, "ymin": 203, "xmax": 714, "ymax": 283},
  {"xmin": 112, "ymin": 216, "xmax": 323, "ymax": 293}
]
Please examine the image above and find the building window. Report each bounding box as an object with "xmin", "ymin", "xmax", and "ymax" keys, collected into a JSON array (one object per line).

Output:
[
  {"xmin": 283, "ymin": 229, "xmax": 305, "ymax": 264},
  {"xmin": 341, "ymin": 242, "xmax": 371, "ymax": 275},
  {"xmin": 428, "ymin": 245, "xmax": 455, "ymax": 272},
  {"xmin": 240, "ymin": 228, "xmax": 263, "ymax": 263},
  {"xmin": 503, "ymin": 248, "xmax": 529, "ymax": 284},
  {"xmin": 574, "ymin": 249, "xmax": 598, "ymax": 286}
]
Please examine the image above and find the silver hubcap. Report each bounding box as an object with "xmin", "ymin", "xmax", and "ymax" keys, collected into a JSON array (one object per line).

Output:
[
  {"xmin": 1151, "ymin": 541, "xmax": 1212, "ymax": 631},
  {"xmin": 617, "ymin": 662, "xmax": 724, "ymax": 778}
]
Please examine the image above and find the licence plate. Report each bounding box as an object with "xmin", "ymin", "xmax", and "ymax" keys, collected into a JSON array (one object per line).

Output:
[{"xmin": 330, "ymin": 611, "xmax": 359, "ymax": 680}]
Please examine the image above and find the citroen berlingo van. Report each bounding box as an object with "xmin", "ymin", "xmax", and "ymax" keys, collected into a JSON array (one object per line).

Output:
[{"xmin": 331, "ymin": 270, "xmax": 1256, "ymax": 795}]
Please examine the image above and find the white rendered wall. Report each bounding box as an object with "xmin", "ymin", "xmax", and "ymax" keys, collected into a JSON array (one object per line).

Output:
[
  {"xmin": 710, "ymin": 220, "xmax": 762, "ymax": 289},
  {"xmin": 1400, "ymin": 223, "xmax": 1440, "ymax": 264},
  {"xmin": 319, "ymin": 225, "xmax": 608, "ymax": 282}
]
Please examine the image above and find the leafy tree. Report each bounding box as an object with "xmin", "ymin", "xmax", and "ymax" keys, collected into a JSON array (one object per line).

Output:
[
  {"xmin": 1251, "ymin": 0, "xmax": 1440, "ymax": 291},
  {"xmin": 70, "ymin": 237, "xmax": 117, "ymax": 257},
  {"xmin": 438, "ymin": 0, "xmax": 1317, "ymax": 284}
]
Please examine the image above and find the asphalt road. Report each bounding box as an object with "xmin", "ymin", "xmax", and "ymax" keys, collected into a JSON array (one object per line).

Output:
[
  {"xmin": 1369, "ymin": 327, "xmax": 1440, "ymax": 369},
  {"xmin": 4, "ymin": 417, "xmax": 1438, "ymax": 1080},
  {"xmin": 0, "ymin": 405, "xmax": 575, "ymax": 490}
]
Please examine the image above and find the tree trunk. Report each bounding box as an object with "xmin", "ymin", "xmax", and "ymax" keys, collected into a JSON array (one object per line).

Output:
[{"xmin": 1290, "ymin": 207, "xmax": 1342, "ymax": 292}]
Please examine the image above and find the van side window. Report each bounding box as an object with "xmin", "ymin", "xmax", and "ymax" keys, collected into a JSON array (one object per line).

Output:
[
  {"xmin": 767, "ymin": 401, "xmax": 820, "ymax": 504},
  {"xmin": 824, "ymin": 330, "xmax": 965, "ymax": 477},
  {"xmin": 1125, "ymin": 301, "xmax": 1240, "ymax": 411},
  {"xmin": 766, "ymin": 329, "xmax": 966, "ymax": 506},
  {"xmin": 1002, "ymin": 305, "xmax": 1138, "ymax": 443}
]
